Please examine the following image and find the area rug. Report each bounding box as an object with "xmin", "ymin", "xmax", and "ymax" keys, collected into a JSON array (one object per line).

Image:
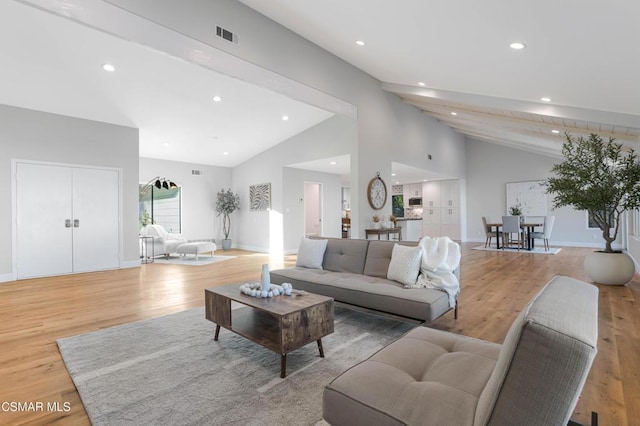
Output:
[
  {"xmin": 152, "ymin": 254, "xmax": 235, "ymax": 266},
  {"xmin": 57, "ymin": 306, "xmax": 415, "ymax": 425},
  {"xmin": 473, "ymin": 245, "xmax": 561, "ymax": 255}
]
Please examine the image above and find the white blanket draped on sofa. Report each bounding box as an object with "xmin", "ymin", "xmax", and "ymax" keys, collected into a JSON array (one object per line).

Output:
[{"xmin": 408, "ymin": 236, "xmax": 461, "ymax": 308}]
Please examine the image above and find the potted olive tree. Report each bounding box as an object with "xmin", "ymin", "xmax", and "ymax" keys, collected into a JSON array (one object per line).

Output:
[
  {"xmin": 216, "ymin": 188, "xmax": 240, "ymax": 251},
  {"xmin": 545, "ymin": 133, "xmax": 640, "ymax": 285}
]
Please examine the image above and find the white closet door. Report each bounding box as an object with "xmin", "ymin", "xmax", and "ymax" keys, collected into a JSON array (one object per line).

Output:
[
  {"xmin": 72, "ymin": 168, "xmax": 119, "ymax": 273},
  {"xmin": 17, "ymin": 163, "xmax": 73, "ymax": 278}
]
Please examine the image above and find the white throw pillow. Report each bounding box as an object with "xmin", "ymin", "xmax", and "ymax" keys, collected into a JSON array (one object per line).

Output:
[
  {"xmin": 295, "ymin": 238, "xmax": 328, "ymax": 269},
  {"xmin": 387, "ymin": 244, "xmax": 423, "ymax": 287}
]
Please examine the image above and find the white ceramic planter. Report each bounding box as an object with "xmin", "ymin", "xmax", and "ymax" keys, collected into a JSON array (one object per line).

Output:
[
  {"xmin": 221, "ymin": 239, "xmax": 232, "ymax": 251},
  {"xmin": 584, "ymin": 251, "xmax": 635, "ymax": 285}
]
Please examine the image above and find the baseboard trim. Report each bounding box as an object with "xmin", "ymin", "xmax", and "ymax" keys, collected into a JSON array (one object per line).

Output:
[
  {"xmin": 235, "ymin": 244, "xmax": 269, "ymax": 253},
  {"xmin": 121, "ymin": 260, "xmax": 142, "ymax": 269},
  {"xmin": 466, "ymin": 238, "xmax": 620, "ymax": 249},
  {"xmin": 0, "ymin": 272, "xmax": 16, "ymax": 283}
]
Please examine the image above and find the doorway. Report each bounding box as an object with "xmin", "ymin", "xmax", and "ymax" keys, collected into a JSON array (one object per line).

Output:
[{"xmin": 304, "ymin": 182, "xmax": 323, "ymax": 237}]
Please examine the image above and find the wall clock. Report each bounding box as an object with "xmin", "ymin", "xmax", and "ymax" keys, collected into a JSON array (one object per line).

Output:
[{"xmin": 367, "ymin": 172, "xmax": 388, "ymax": 210}]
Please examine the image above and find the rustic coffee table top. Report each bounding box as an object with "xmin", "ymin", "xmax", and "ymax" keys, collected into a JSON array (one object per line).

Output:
[{"xmin": 208, "ymin": 283, "xmax": 333, "ymax": 314}]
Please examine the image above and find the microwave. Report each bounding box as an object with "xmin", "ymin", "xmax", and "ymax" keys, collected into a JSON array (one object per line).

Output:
[{"xmin": 408, "ymin": 197, "xmax": 422, "ymax": 207}]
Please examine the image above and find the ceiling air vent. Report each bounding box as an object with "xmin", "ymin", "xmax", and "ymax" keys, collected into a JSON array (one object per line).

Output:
[
  {"xmin": 192, "ymin": 170, "xmax": 203, "ymax": 175},
  {"xmin": 216, "ymin": 26, "xmax": 238, "ymax": 44}
]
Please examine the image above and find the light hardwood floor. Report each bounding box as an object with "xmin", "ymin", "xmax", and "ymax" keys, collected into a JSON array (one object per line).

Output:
[{"xmin": 0, "ymin": 244, "xmax": 638, "ymax": 425}]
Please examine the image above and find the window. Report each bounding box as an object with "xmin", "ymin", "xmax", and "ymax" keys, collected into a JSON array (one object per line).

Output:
[
  {"xmin": 631, "ymin": 209, "xmax": 640, "ymax": 237},
  {"xmin": 139, "ymin": 185, "xmax": 181, "ymax": 233},
  {"xmin": 586, "ymin": 210, "xmax": 614, "ymax": 230}
]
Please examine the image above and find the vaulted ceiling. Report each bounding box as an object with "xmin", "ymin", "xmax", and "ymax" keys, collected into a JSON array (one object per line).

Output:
[
  {"xmin": 240, "ymin": 0, "xmax": 640, "ymax": 157},
  {"xmin": 4, "ymin": 0, "xmax": 639, "ymax": 171}
]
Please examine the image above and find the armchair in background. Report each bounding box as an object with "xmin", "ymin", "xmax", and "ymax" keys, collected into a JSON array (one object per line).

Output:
[{"xmin": 141, "ymin": 224, "xmax": 186, "ymax": 257}]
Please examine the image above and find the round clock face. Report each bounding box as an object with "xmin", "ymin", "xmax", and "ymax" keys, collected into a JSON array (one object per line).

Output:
[{"xmin": 367, "ymin": 176, "xmax": 387, "ymax": 210}]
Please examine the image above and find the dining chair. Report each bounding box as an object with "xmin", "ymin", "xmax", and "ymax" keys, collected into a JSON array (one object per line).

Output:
[
  {"xmin": 502, "ymin": 215, "xmax": 524, "ymax": 250},
  {"xmin": 530, "ymin": 216, "xmax": 555, "ymax": 251},
  {"xmin": 482, "ymin": 216, "xmax": 498, "ymax": 248}
]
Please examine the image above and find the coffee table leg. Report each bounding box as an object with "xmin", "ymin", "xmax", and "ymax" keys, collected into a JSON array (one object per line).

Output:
[
  {"xmin": 281, "ymin": 354, "xmax": 287, "ymax": 378},
  {"xmin": 214, "ymin": 324, "xmax": 220, "ymax": 341},
  {"xmin": 317, "ymin": 339, "xmax": 325, "ymax": 357}
]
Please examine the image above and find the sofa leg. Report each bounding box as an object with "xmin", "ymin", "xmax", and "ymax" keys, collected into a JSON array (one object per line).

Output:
[{"xmin": 454, "ymin": 303, "xmax": 458, "ymax": 319}]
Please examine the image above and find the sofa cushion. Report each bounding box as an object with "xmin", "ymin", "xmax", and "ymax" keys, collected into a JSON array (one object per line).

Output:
[
  {"xmin": 363, "ymin": 240, "xmax": 417, "ymax": 278},
  {"xmin": 270, "ymin": 268, "xmax": 450, "ymax": 322},
  {"xmin": 321, "ymin": 238, "xmax": 370, "ymax": 274},
  {"xmin": 323, "ymin": 327, "xmax": 500, "ymax": 426},
  {"xmin": 295, "ymin": 237, "xmax": 327, "ymax": 269},
  {"xmin": 387, "ymin": 244, "xmax": 422, "ymax": 287}
]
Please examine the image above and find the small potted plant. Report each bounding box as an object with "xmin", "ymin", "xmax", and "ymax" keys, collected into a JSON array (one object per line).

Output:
[
  {"xmin": 371, "ymin": 214, "xmax": 381, "ymax": 229},
  {"xmin": 508, "ymin": 203, "xmax": 522, "ymax": 216},
  {"xmin": 389, "ymin": 214, "xmax": 397, "ymax": 227},
  {"xmin": 216, "ymin": 188, "xmax": 240, "ymax": 251}
]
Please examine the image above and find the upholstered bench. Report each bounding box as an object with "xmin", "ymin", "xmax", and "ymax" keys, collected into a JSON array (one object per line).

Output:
[
  {"xmin": 323, "ymin": 275, "xmax": 599, "ymax": 425},
  {"xmin": 176, "ymin": 242, "xmax": 216, "ymax": 260}
]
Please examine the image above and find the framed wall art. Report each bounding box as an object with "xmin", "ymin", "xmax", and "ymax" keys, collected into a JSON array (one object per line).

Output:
[{"xmin": 249, "ymin": 183, "xmax": 271, "ymax": 211}]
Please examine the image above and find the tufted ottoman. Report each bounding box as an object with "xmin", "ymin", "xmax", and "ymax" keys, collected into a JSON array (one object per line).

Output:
[{"xmin": 176, "ymin": 242, "xmax": 217, "ymax": 260}]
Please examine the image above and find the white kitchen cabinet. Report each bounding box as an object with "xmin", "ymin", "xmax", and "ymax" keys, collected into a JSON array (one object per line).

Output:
[
  {"xmin": 403, "ymin": 183, "xmax": 422, "ymax": 207},
  {"xmin": 440, "ymin": 180, "xmax": 460, "ymax": 207},
  {"xmin": 422, "ymin": 181, "xmax": 440, "ymax": 208},
  {"xmin": 421, "ymin": 180, "xmax": 461, "ymax": 240}
]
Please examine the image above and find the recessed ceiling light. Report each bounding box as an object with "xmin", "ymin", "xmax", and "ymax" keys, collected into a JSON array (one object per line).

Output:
[
  {"xmin": 418, "ymin": 82, "xmax": 426, "ymax": 87},
  {"xmin": 423, "ymin": 179, "xmax": 427, "ymax": 182},
  {"xmin": 102, "ymin": 63, "xmax": 115, "ymax": 72},
  {"xmin": 395, "ymin": 181, "xmax": 400, "ymax": 185},
  {"xmin": 355, "ymin": 40, "xmax": 365, "ymax": 46},
  {"xmin": 282, "ymin": 115, "xmax": 289, "ymax": 121},
  {"xmin": 509, "ymin": 42, "xmax": 526, "ymax": 50},
  {"xmin": 450, "ymin": 112, "xmax": 457, "ymax": 116},
  {"xmin": 330, "ymin": 161, "xmax": 337, "ymax": 165},
  {"xmin": 162, "ymin": 142, "xmax": 169, "ymax": 147},
  {"xmin": 223, "ymin": 151, "xmax": 229, "ymax": 156},
  {"xmin": 212, "ymin": 96, "xmax": 222, "ymax": 102},
  {"xmin": 551, "ymin": 129, "xmax": 560, "ymax": 134},
  {"xmin": 540, "ymin": 97, "xmax": 551, "ymax": 102},
  {"xmin": 391, "ymin": 173, "xmax": 396, "ymax": 177}
]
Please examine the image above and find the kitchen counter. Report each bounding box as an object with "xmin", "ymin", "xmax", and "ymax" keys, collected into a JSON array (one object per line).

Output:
[{"xmin": 395, "ymin": 218, "xmax": 423, "ymax": 241}]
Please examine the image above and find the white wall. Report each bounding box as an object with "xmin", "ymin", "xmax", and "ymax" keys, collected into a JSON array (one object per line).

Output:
[
  {"xmin": 465, "ymin": 137, "xmax": 620, "ymax": 248},
  {"xmin": 284, "ymin": 168, "xmax": 342, "ymax": 253},
  {"xmin": 232, "ymin": 115, "xmax": 353, "ymax": 253},
  {"xmin": 0, "ymin": 104, "xmax": 139, "ymax": 281},
  {"xmin": 139, "ymin": 157, "xmax": 232, "ymax": 243}
]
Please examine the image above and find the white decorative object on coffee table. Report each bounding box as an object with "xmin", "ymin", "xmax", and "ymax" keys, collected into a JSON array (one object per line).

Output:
[{"xmin": 239, "ymin": 281, "xmax": 292, "ymax": 298}]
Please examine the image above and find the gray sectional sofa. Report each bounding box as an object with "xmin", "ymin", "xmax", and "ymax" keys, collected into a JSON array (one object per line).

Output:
[
  {"xmin": 323, "ymin": 275, "xmax": 599, "ymax": 426},
  {"xmin": 269, "ymin": 237, "xmax": 457, "ymax": 323}
]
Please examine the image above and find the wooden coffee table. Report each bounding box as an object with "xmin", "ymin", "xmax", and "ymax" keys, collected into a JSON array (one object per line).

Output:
[{"xmin": 205, "ymin": 284, "xmax": 334, "ymax": 378}]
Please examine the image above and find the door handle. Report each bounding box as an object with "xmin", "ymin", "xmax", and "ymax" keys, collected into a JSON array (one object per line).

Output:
[
  {"xmin": 65, "ymin": 219, "xmax": 71, "ymax": 228},
  {"xmin": 73, "ymin": 219, "xmax": 80, "ymax": 228}
]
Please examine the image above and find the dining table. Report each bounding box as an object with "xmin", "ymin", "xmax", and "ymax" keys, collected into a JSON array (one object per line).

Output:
[{"xmin": 486, "ymin": 221, "xmax": 543, "ymax": 250}]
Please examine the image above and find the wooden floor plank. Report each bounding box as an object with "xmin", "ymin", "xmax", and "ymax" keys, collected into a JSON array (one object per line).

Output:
[{"xmin": 0, "ymin": 245, "xmax": 638, "ymax": 425}]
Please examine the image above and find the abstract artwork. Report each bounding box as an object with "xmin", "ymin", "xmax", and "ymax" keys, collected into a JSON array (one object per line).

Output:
[{"xmin": 249, "ymin": 183, "xmax": 271, "ymax": 211}]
